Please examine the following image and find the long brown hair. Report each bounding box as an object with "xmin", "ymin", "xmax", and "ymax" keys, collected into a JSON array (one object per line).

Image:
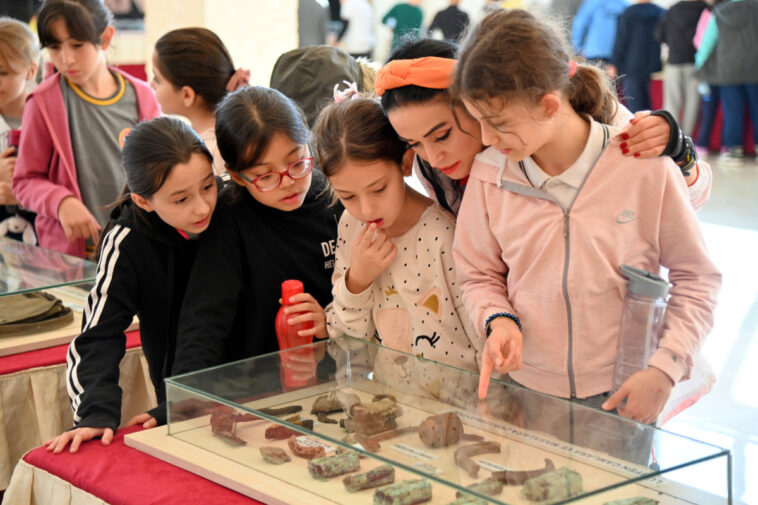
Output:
[
  {"xmin": 312, "ymin": 97, "xmax": 407, "ymax": 178},
  {"xmin": 453, "ymin": 9, "xmax": 617, "ymax": 125}
]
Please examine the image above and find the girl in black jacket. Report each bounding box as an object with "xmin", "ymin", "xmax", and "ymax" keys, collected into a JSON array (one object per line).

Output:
[
  {"xmin": 171, "ymin": 87, "xmax": 341, "ymax": 388},
  {"xmin": 46, "ymin": 117, "xmax": 219, "ymax": 453}
]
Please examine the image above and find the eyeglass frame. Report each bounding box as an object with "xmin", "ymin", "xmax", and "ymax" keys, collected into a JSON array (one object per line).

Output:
[{"xmin": 237, "ymin": 157, "xmax": 314, "ymax": 192}]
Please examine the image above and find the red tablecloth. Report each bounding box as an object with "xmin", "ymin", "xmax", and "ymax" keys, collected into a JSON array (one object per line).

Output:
[
  {"xmin": 22, "ymin": 426, "xmax": 263, "ymax": 505},
  {"xmin": 0, "ymin": 330, "xmax": 141, "ymax": 375}
]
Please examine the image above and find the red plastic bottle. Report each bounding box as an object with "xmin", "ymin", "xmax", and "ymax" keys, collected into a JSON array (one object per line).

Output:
[
  {"xmin": 275, "ymin": 280, "xmax": 316, "ymax": 388},
  {"xmin": 8, "ymin": 129, "xmax": 20, "ymax": 155}
]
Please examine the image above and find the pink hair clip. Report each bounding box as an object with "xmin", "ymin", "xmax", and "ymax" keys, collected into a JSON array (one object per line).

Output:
[{"xmin": 333, "ymin": 81, "xmax": 360, "ymax": 103}]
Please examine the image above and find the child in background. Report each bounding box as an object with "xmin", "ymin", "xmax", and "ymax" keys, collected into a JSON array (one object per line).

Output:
[
  {"xmin": 13, "ymin": 0, "xmax": 160, "ymax": 258},
  {"xmin": 453, "ymin": 10, "xmax": 720, "ymax": 424},
  {"xmin": 46, "ymin": 117, "xmax": 218, "ymax": 454},
  {"xmin": 314, "ymin": 96, "xmax": 480, "ymax": 392},
  {"xmin": 151, "ymin": 27, "xmax": 250, "ymax": 175},
  {"xmin": 171, "ymin": 87, "xmax": 341, "ymax": 379},
  {"xmin": 0, "ymin": 17, "xmax": 39, "ymax": 240}
]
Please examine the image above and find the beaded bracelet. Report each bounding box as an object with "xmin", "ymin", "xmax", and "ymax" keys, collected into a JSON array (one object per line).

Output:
[{"xmin": 485, "ymin": 312, "xmax": 522, "ymax": 337}]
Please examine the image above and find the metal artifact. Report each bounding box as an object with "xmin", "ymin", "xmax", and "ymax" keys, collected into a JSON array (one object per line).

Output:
[
  {"xmin": 521, "ymin": 467, "xmax": 583, "ymax": 502},
  {"xmin": 418, "ymin": 412, "xmax": 463, "ymax": 448},
  {"xmin": 373, "ymin": 479, "xmax": 433, "ymax": 505},
  {"xmin": 343, "ymin": 465, "xmax": 396, "ymax": 492},
  {"xmin": 264, "ymin": 424, "xmax": 301, "ymax": 440},
  {"xmin": 258, "ymin": 405, "xmax": 303, "ymax": 416},
  {"xmin": 307, "ymin": 452, "xmax": 361, "ymax": 480},
  {"xmin": 454, "ymin": 441, "xmax": 501, "ymax": 478},
  {"xmin": 344, "ymin": 397, "xmax": 402, "ymax": 435},
  {"xmin": 491, "ymin": 458, "xmax": 556, "ymax": 485},
  {"xmin": 284, "ymin": 414, "xmax": 314, "ymax": 430},
  {"xmin": 209, "ymin": 406, "xmax": 259, "ymax": 445}
]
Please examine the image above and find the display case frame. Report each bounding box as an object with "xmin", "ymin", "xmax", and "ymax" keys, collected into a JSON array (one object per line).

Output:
[{"xmin": 126, "ymin": 337, "xmax": 731, "ymax": 505}]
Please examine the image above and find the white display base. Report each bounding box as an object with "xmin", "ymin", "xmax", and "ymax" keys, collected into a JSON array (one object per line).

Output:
[{"xmin": 126, "ymin": 381, "xmax": 724, "ymax": 505}]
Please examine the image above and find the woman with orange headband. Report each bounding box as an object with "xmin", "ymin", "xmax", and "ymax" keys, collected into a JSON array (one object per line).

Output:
[{"xmin": 375, "ymin": 38, "xmax": 711, "ymax": 215}]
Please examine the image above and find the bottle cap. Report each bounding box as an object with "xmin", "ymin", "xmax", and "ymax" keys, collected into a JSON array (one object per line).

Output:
[
  {"xmin": 8, "ymin": 129, "xmax": 21, "ymax": 148},
  {"xmin": 281, "ymin": 279, "xmax": 304, "ymax": 304},
  {"xmin": 620, "ymin": 264, "xmax": 669, "ymax": 298}
]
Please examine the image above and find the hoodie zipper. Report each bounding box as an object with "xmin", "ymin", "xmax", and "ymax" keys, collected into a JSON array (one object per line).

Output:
[{"xmin": 562, "ymin": 210, "xmax": 577, "ymax": 399}]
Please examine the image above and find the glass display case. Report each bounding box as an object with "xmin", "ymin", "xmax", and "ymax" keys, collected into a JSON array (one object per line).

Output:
[
  {"xmin": 0, "ymin": 237, "xmax": 96, "ymax": 296},
  {"xmin": 0, "ymin": 238, "xmax": 97, "ymax": 354},
  {"xmin": 153, "ymin": 337, "xmax": 730, "ymax": 505}
]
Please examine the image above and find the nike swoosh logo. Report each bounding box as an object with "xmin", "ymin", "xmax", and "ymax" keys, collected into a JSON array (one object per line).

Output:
[{"xmin": 616, "ymin": 210, "xmax": 636, "ymax": 224}]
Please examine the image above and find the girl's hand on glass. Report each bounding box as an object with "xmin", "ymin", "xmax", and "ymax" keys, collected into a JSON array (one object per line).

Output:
[
  {"xmin": 45, "ymin": 426, "xmax": 114, "ymax": 454},
  {"xmin": 602, "ymin": 366, "xmax": 674, "ymax": 424},
  {"xmin": 58, "ymin": 196, "xmax": 101, "ymax": 243},
  {"xmin": 282, "ymin": 292, "xmax": 328, "ymax": 340},
  {"xmin": 125, "ymin": 412, "xmax": 157, "ymax": 429},
  {"xmin": 619, "ymin": 111, "xmax": 670, "ymax": 158},
  {"xmin": 478, "ymin": 318, "xmax": 523, "ymax": 399},
  {"xmin": 346, "ymin": 223, "xmax": 397, "ymax": 294}
]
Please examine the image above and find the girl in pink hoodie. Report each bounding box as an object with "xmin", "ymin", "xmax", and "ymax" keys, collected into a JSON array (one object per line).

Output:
[
  {"xmin": 453, "ymin": 9, "xmax": 721, "ymax": 424},
  {"xmin": 12, "ymin": 0, "xmax": 160, "ymax": 258}
]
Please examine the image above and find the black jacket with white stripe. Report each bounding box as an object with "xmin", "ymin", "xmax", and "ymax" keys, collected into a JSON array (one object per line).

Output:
[{"xmin": 66, "ymin": 198, "xmax": 200, "ymax": 432}]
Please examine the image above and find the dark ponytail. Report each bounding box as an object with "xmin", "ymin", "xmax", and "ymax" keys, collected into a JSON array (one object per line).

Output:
[{"xmin": 153, "ymin": 28, "xmax": 236, "ymax": 110}]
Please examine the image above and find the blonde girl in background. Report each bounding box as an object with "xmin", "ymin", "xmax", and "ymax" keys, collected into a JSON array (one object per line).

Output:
[
  {"xmin": 12, "ymin": 0, "xmax": 160, "ymax": 258},
  {"xmin": 151, "ymin": 27, "xmax": 250, "ymax": 175},
  {"xmin": 452, "ymin": 9, "xmax": 720, "ymax": 424},
  {"xmin": 0, "ymin": 17, "xmax": 38, "ymax": 240},
  {"xmin": 314, "ymin": 95, "xmax": 480, "ymax": 395}
]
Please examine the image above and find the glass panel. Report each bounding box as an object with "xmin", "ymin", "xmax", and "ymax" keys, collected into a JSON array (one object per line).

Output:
[
  {"xmin": 0, "ymin": 238, "xmax": 97, "ymax": 296},
  {"xmin": 166, "ymin": 336, "xmax": 729, "ymax": 505}
]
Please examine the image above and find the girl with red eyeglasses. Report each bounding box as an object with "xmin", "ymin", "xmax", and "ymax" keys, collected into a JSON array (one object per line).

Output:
[{"xmin": 170, "ymin": 86, "xmax": 341, "ymax": 384}]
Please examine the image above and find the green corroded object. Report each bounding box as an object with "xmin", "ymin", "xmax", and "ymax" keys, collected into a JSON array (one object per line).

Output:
[
  {"xmin": 374, "ymin": 479, "xmax": 433, "ymax": 505},
  {"xmin": 307, "ymin": 452, "xmax": 360, "ymax": 480},
  {"xmin": 456, "ymin": 477, "xmax": 503, "ymax": 498},
  {"xmin": 603, "ymin": 498, "xmax": 660, "ymax": 505},
  {"xmin": 521, "ymin": 467, "xmax": 583, "ymax": 502},
  {"xmin": 344, "ymin": 465, "xmax": 396, "ymax": 492}
]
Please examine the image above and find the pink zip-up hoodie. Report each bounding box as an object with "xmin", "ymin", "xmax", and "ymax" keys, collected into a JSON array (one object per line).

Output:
[
  {"xmin": 453, "ymin": 127, "xmax": 721, "ymax": 399},
  {"xmin": 12, "ymin": 68, "xmax": 161, "ymax": 258}
]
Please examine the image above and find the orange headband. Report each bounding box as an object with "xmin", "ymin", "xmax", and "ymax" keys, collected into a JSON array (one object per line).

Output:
[{"xmin": 374, "ymin": 57, "xmax": 457, "ymax": 97}]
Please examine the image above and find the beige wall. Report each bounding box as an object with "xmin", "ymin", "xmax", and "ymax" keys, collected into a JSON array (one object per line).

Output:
[{"xmin": 143, "ymin": 0, "xmax": 298, "ymax": 86}]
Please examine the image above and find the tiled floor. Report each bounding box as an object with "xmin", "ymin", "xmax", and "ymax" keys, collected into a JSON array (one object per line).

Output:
[{"xmin": 662, "ymin": 153, "xmax": 758, "ymax": 505}]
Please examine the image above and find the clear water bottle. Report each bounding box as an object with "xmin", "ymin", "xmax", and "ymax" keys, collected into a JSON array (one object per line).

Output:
[{"xmin": 611, "ymin": 265, "xmax": 669, "ymax": 394}]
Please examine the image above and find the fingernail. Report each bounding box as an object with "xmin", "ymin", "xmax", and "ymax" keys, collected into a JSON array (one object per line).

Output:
[
  {"xmin": 622, "ymin": 133, "xmax": 629, "ymax": 140},
  {"xmin": 620, "ymin": 142, "xmax": 627, "ymax": 149},
  {"xmin": 633, "ymin": 152, "xmax": 640, "ymax": 158},
  {"xmin": 622, "ymin": 148, "xmax": 629, "ymax": 155}
]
